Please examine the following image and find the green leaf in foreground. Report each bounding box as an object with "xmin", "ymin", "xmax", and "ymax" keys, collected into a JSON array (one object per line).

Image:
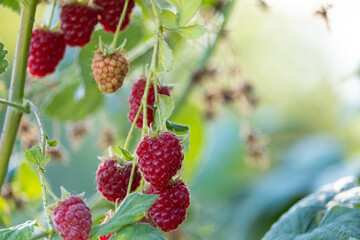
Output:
[
  {"xmin": 179, "ymin": 24, "xmax": 206, "ymax": 39},
  {"xmin": 90, "ymin": 193, "xmax": 158, "ymax": 238},
  {"xmin": 0, "ymin": 43, "xmax": 9, "ymax": 74},
  {"xmin": 112, "ymin": 223, "xmax": 166, "ymax": 240},
  {"xmin": 24, "ymin": 146, "xmax": 43, "ymax": 166},
  {"xmin": 263, "ymin": 176, "xmax": 360, "ymax": 240},
  {"xmin": 0, "ymin": 220, "xmax": 36, "ymax": 240}
]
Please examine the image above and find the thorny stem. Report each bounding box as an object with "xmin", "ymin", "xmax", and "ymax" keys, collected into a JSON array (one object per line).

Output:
[
  {"xmin": 48, "ymin": 0, "xmax": 57, "ymax": 29},
  {"xmin": 126, "ymin": 0, "xmax": 162, "ymax": 197},
  {"xmin": 27, "ymin": 100, "xmax": 47, "ymax": 155},
  {"xmin": 0, "ymin": 0, "xmax": 38, "ymax": 189},
  {"xmin": 28, "ymin": 100, "xmax": 59, "ymax": 233},
  {"xmin": 111, "ymin": 0, "xmax": 130, "ymax": 52},
  {"xmin": 38, "ymin": 168, "xmax": 54, "ymax": 232},
  {"xmin": 0, "ymin": 98, "xmax": 30, "ymax": 113}
]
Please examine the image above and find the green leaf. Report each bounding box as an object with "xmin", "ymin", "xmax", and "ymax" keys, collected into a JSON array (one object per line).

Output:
[
  {"xmin": 117, "ymin": 146, "xmax": 133, "ymax": 161},
  {"xmin": 0, "ymin": 43, "xmax": 8, "ymax": 75},
  {"xmin": 135, "ymin": 0, "xmax": 153, "ymax": 19},
  {"xmin": 24, "ymin": 146, "xmax": 42, "ymax": 166},
  {"xmin": 0, "ymin": 220, "xmax": 36, "ymax": 240},
  {"xmin": 42, "ymin": 155, "xmax": 51, "ymax": 166},
  {"xmin": 166, "ymin": 120, "xmax": 190, "ymax": 134},
  {"xmin": 179, "ymin": 24, "xmax": 207, "ymax": 39},
  {"xmin": 45, "ymin": 82, "xmax": 103, "ymax": 121},
  {"xmin": 159, "ymin": 39, "xmax": 173, "ymax": 72},
  {"xmin": 0, "ymin": 0, "xmax": 20, "ymax": 12},
  {"xmin": 263, "ymin": 177, "xmax": 360, "ymax": 240},
  {"xmin": 178, "ymin": 0, "xmax": 201, "ymax": 26},
  {"xmin": 112, "ymin": 223, "xmax": 166, "ymax": 240},
  {"xmin": 48, "ymin": 139, "xmax": 58, "ymax": 147},
  {"xmin": 154, "ymin": 94, "xmax": 175, "ymax": 130},
  {"xmin": 160, "ymin": 10, "xmax": 178, "ymax": 29},
  {"xmin": 168, "ymin": 0, "xmax": 201, "ymax": 27},
  {"xmin": 90, "ymin": 193, "xmax": 158, "ymax": 238},
  {"xmin": 158, "ymin": 94, "xmax": 175, "ymax": 121},
  {"xmin": 182, "ymin": 135, "xmax": 190, "ymax": 153}
]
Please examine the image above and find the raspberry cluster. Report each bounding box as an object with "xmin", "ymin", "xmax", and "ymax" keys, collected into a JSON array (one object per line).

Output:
[
  {"xmin": 27, "ymin": 29, "xmax": 66, "ymax": 78},
  {"xmin": 96, "ymin": 158, "xmax": 141, "ymax": 202},
  {"xmin": 91, "ymin": 49, "xmax": 129, "ymax": 93},
  {"xmin": 128, "ymin": 78, "xmax": 171, "ymax": 128},
  {"xmin": 94, "ymin": 0, "xmax": 135, "ymax": 33},
  {"xmin": 147, "ymin": 181, "xmax": 190, "ymax": 232},
  {"xmin": 28, "ymin": 0, "xmax": 135, "ymax": 78},
  {"xmin": 136, "ymin": 131, "xmax": 190, "ymax": 231},
  {"xmin": 136, "ymin": 132, "xmax": 183, "ymax": 189},
  {"xmin": 60, "ymin": 3, "xmax": 98, "ymax": 47},
  {"xmin": 52, "ymin": 196, "xmax": 92, "ymax": 240}
]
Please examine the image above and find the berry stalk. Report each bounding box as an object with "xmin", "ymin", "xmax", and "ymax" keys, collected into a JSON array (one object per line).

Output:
[
  {"xmin": 111, "ymin": 0, "xmax": 130, "ymax": 52},
  {"xmin": 126, "ymin": 0, "xmax": 162, "ymax": 196},
  {"xmin": 123, "ymin": 104, "xmax": 142, "ymax": 150},
  {"xmin": 48, "ymin": 0, "xmax": 57, "ymax": 29},
  {"xmin": 0, "ymin": 0, "xmax": 38, "ymax": 189}
]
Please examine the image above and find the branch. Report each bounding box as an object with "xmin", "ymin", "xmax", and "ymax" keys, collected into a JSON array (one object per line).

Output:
[{"xmin": 0, "ymin": 0, "xmax": 38, "ymax": 189}]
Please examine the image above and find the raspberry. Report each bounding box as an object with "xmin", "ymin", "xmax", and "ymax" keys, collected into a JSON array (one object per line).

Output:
[
  {"xmin": 52, "ymin": 196, "xmax": 92, "ymax": 240},
  {"xmin": 96, "ymin": 158, "xmax": 141, "ymax": 203},
  {"xmin": 94, "ymin": 0, "xmax": 135, "ymax": 33},
  {"xmin": 136, "ymin": 132, "xmax": 184, "ymax": 189},
  {"xmin": 128, "ymin": 78, "xmax": 171, "ymax": 128},
  {"xmin": 91, "ymin": 49, "xmax": 129, "ymax": 93},
  {"xmin": 27, "ymin": 29, "xmax": 66, "ymax": 77},
  {"xmin": 99, "ymin": 211, "xmax": 114, "ymax": 240},
  {"xmin": 147, "ymin": 181, "xmax": 190, "ymax": 232},
  {"xmin": 60, "ymin": 3, "xmax": 98, "ymax": 47}
]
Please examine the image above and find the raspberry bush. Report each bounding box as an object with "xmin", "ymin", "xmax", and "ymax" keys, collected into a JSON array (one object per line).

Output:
[
  {"xmin": 3, "ymin": 0, "xmax": 360, "ymax": 240},
  {"xmin": 0, "ymin": 0, "xmax": 207, "ymax": 238}
]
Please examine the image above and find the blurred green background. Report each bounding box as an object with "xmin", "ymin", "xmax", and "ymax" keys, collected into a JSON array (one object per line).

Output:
[{"xmin": 1, "ymin": 0, "xmax": 360, "ymax": 239}]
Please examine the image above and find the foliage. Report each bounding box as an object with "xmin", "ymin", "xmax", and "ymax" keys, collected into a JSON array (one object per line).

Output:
[{"xmin": 263, "ymin": 176, "xmax": 360, "ymax": 240}]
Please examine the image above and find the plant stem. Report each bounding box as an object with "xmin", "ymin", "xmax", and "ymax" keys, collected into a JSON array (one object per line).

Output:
[
  {"xmin": 48, "ymin": 0, "xmax": 57, "ymax": 29},
  {"xmin": 123, "ymin": 104, "xmax": 142, "ymax": 150},
  {"xmin": 0, "ymin": 98, "xmax": 30, "ymax": 113},
  {"xmin": 38, "ymin": 167, "xmax": 54, "ymax": 232},
  {"xmin": 111, "ymin": 0, "xmax": 130, "ymax": 52},
  {"xmin": 27, "ymin": 100, "xmax": 48, "ymax": 155},
  {"xmin": 0, "ymin": 0, "xmax": 38, "ymax": 189},
  {"xmin": 174, "ymin": 0, "xmax": 234, "ymax": 115},
  {"xmin": 126, "ymin": 0, "xmax": 162, "ymax": 196}
]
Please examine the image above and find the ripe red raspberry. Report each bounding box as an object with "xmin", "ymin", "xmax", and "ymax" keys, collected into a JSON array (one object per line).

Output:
[
  {"xmin": 136, "ymin": 132, "xmax": 184, "ymax": 189},
  {"xmin": 52, "ymin": 196, "xmax": 92, "ymax": 240},
  {"xmin": 96, "ymin": 158, "xmax": 141, "ymax": 203},
  {"xmin": 147, "ymin": 181, "xmax": 190, "ymax": 232},
  {"xmin": 60, "ymin": 3, "xmax": 98, "ymax": 47},
  {"xmin": 91, "ymin": 49, "xmax": 129, "ymax": 93},
  {"xmin": 99, "ymin": 211, "xmax": 114, "ymax": 240},
  {"xmin": 94, "ymin": 0, "xmax": 135, "ymax": 33},
  {"xmin": 128, "ymin": 78, "xmax": 171, "ymax": 128},
  {"xmin": 27, "ymin": 29, "xmax": 66, "ymax": 77}
]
